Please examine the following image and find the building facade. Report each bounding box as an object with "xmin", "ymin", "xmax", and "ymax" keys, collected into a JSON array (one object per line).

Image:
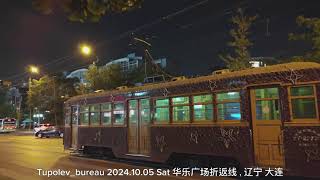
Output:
[
  {"xmin": 66, "ymin": 68, "xmax": 88, "ymax": 84},
  {"xmin": 105, "ymin": 53, "xmax": 167, "ymax": 73},
  {"xmin": 66, "ymin": 53, "xmax": 167, "ymax": 83}
]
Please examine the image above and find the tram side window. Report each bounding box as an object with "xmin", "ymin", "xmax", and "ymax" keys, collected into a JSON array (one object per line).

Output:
[
  {"xmin": 140, "ymin": 99, "xmax": 150, "ymax": 122},
  {"xmin": 80, "ymin": 106, "xmax": 89, "ymax": 125},
  {"xmin": 172, "ymin": 97, "xmax": 190, "ymax": 122},
  {"xmin": 290, "ymin": 86, "xmax": 317, "ymax": 119},
  {"xmin": 216, "ymin": 92, "xmax": 241, "ymax": 120},
  {"xmin": 193, "ymin": 94, "xmax": 213, "ymax": 121},
  {"xmin": 101, "ymin": 103, "xmax": 112, "ymax": 125},
  {"xmin": 90, "ymin": 104, "xmax": 100, "ymax": 125},
  {"xmin": 113, "ymin": 103, "xmax": 125, "ymax": 125},
  {"xmin": 154, "ymin": 99, "xmax": 170, "ymax": 123},
  {"xmin": 129, "ymin": 100, "xmax": 138, "ymax": 123}
]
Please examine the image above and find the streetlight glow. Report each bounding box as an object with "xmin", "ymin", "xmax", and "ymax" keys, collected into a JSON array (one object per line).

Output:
[
  {"xmin": 80, "ymin": 44, "xmax": 92, "ymax": 56},
  {"xmin": 29, "ymin": 66, "xmax": 39, "ymax": 74}
]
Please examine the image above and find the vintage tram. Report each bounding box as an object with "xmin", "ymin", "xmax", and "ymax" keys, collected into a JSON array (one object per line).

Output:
[{"xmin": 63, "ymin": 62, "xmax": 320, "ymax": 177}]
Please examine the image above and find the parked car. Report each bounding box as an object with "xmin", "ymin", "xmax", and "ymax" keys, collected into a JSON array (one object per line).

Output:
[
  {"xmin": 35, "ymin": 127, "xmax": 63, "ymax": 138},
  {"xmin": 33, "ymin": 124, "xmax": 53, "ymax": 134}
]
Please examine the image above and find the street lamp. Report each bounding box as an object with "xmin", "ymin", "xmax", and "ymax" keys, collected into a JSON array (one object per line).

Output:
[
  {"xmin": 28, "ymin": 65, "xmax": 40, "ymax": 127},
  {"xmin": 29, "ymin": 65, "xmax": 39, "ymax": 74},
  {"xmin": 80, "ymin": 44, "xmax": 92, "ymax": 56},
  {"xmin": 79, "ymin": 43, "xmax": 99, "ymax": 64}
]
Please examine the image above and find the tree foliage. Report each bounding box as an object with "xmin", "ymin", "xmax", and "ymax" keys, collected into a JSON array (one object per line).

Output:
[
  {"xmin": 220, "ymin": 9, "xmax": 257, "ymax": 71},
  {"xmin": 32, "ymin": 0, "xmax": 144, "ymax": 22},
  {"xmin": 0, "ymin": 87, "xmax": 16, "ymax": 118},
  {"xmin": 85, "ymin": 64, "xmax": 124, "ymax": 91},
  {"xmin": 27, "ymin": 74, "xmax": 79, "ymax": 125},
  {"xmin": 289, "ymin": 16, "xmax": 320, "ymax": 62}
]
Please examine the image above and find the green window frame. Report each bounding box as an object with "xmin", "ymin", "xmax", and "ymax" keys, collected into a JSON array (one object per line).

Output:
[
  {"xmin": 129, "ymin": 100, "xmax": 138, "ymax": 123},
  {"xmin": 89, "ymin": 104, "xmax": 100, "ymax": 126},
  {"xmin": 101, "ymin": 103, "xmax": 112, "ymax": 125},
  {"xmin": 154, "ymin": 99, "xmax": 170, "ymax": 123},
  {"xmin": 290, "ymin": 85, "xmax": 318, "ymax": 120},
  {"xmin": 140, "ymin": 99, "xmax": 150, "ymax": 122},
  {"xmin": 193, "ymin": 94, "xmax": 213, "ymax": 121},
  {"xmin": 254, "ymin": 88, "xmax": 280, "ymax": 120},
  {"xmin": 172, "ymin": 96, "xmax": 190, "ymax": 122},
  {"xmin": 79, "ymin": 105, "xmax": 89, "ymax": 125},
  {"xmin": 216, "ymin": 92, "xmax": 241, "ymax": 120},
  {"xmin": 113, "ymin": 103, "xmax": 125, "ymax": 125}
]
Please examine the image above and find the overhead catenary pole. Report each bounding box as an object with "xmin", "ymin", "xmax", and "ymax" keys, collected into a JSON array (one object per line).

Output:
[{"xmin": 134, "ymin": 37, "xmax": 152, "ymax": 78}]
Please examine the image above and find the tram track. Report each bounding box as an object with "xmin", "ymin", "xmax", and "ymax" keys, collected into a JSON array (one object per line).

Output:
[{"xmin": 69, "ymin": 152, "xmax": 171, "ymax": 170}]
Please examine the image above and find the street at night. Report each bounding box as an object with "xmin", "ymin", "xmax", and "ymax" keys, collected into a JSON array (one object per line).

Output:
[
  {"xmin": 1, "ymin": 0, "xmax": 320, "ymax": 179},
  {"xmin": 0, "ymin": 133, "xmax": 233, "ymax": 180}
]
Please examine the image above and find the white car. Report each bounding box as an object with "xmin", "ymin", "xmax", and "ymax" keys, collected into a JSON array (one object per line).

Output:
[{"xmin": 33, "ymin": 124, "xmax": 53, "ymax": 134}]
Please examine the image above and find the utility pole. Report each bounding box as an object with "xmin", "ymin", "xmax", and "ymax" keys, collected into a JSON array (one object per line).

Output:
[
  {"xmin": 27, "ymin": 65, "xmax": 39, "ymax": 128},
  {"xmin": 266, "ymin": 18, "xmax": 271, "ymax": 37},
  {"xmin": 53, "ymin": 76, "xmax": 57, "ymax": 126},
  {"xmin": 28, "ymin": 77, "xmax": 32, "ymax": 129}
]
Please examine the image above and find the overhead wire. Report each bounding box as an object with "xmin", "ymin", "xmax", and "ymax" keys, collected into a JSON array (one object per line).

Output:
[{"xmin": 4, "ymin": 0, "xmax": 244, "ymax": 84}]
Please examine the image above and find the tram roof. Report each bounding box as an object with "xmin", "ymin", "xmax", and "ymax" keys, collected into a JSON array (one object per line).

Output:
[{"xmin": 66, "ymin": 62, "xmax": 320, "ymax": 102}]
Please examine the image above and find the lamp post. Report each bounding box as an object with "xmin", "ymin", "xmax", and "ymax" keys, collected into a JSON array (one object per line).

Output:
[
  {"xmin": 28, "ymin": 65, "xmax": 39, "ymax": 127},
  {"xmin": 79, "ymin": 44, "xmax": 99, "ymax": 64}
]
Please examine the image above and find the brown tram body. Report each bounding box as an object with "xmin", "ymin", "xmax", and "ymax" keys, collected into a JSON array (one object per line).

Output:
[{"xmin": 63, "ymin": 62, "xmax": 320, "ymax": 177}]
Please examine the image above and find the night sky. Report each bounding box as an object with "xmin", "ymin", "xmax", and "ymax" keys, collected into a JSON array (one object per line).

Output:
[{"xmin": 1, "ymin": 0, "xmax": 320, "ymax": 83}]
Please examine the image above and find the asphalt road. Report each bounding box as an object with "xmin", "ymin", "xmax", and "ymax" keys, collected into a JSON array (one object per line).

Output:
[{"xmin": 0, "ymin": 133, "xmax": 233, "ymax": 180}]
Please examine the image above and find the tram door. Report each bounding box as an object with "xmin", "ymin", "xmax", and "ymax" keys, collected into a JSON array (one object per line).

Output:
[
  {"xmin": 71, "ymin": 106, "xmax": 79, "ymax": 149},
  {"xmin": 128, "ymin": 99, "xmax": 151, "ymax": 155},
  {"xmin": 250, "ymin": 87, "xmax": 284, "ymax": 167}
]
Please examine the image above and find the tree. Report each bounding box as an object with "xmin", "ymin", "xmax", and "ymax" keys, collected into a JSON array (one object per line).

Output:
[
  {"xmin": 27, "ymin": 74, "xmax": 79, "ymax": 125},
  {"xmin": 289, "ymin": 16, "xmax": 320, "ymax": 62},
  {"xmin": 32, "ymin": 0, "xmax": 144, "ymax": 23},
  {"xmin": 220, "ymin": 8, "xmax": 257, "ymax": 71},
  {"xmin": 0, "ymin": 87, "xmax": 16, "ymax": 118},
  {"xmin": 124, "ymin": 66, "xmax": 146, "ymax": 86},
  {"xmin": 85, "ymin": 64, "xmax": 124, "ymax": 91}
]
